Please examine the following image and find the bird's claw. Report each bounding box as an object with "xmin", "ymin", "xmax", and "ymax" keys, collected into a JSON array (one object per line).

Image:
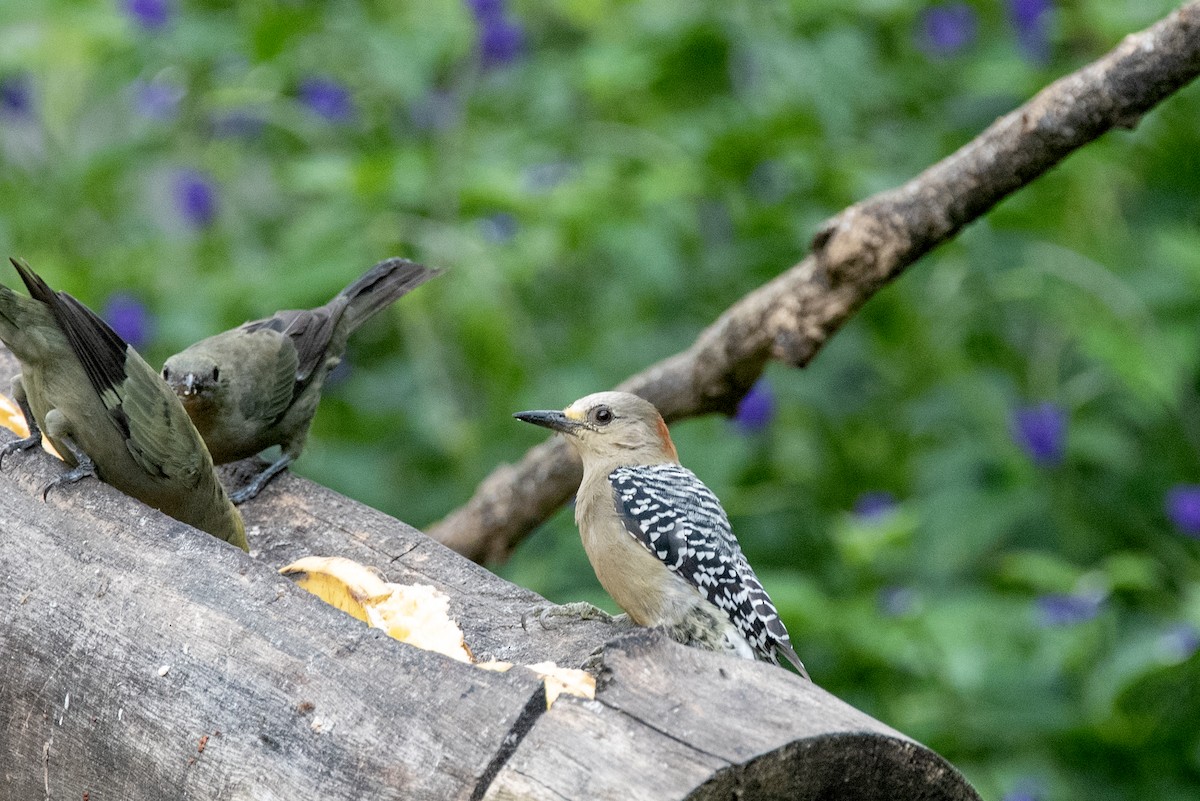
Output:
[
  {"xmin": 228, "ymin": 455, "xmax": 293, "ymax": 504},
  {"xmin": 41, "ymin": 460, "xmax": 97, "ymax": 501},
  {"xmin": 579, "ymin": 643, "xmax": 610, "ymax": 674},
  {"xmin": 0, "ymin": 435, "xmax": 40, "ymax": 470},
  {"xmin": 228, "ymin": 482, "xmax": 262, "ymax": 505},
  {"xmin": 521, "ymin": 601, "xmax": 625, "ymax": 632}
]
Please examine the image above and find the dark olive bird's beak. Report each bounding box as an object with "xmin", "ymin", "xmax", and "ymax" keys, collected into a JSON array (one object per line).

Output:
[
  {"xmin": 513, "ymin": 409, "xmax": 583, "ymax": 435},
  {"xmin": 170, "ymin": 372, "xmax": 201, "ymax": 398}
]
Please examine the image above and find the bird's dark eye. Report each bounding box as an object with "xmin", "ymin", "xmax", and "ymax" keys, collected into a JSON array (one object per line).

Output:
[
  {"xmin": 162, "ymin": 367, "xmax": 169, "ymax": 380},
  {"xmin": 211, "ymin": 367, "xmax": 220, "ymax": 381},
  {"xmin": 592, "ymin": 405, "xmax": 613, "ymax": 425}
]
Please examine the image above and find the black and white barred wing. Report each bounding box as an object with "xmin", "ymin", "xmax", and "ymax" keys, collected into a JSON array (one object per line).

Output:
[{"xmin": 608, "ymin": 463, "xmax": 803, "ymax": 671}]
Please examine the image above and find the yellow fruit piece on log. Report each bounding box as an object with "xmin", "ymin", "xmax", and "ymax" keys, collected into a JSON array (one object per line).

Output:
[
  {"xmin": 473, "ymin": 659, "xmax": 596, "ymax": 708},
  {"xmin": 0, "ymin": 392, "xmax": 61, "ymax": 458},
  {"xmin": 0, "ymin": 393, "xmax": 29, "ymax": 438},
  {"xmin": 524, "ymin": 661, "xmax": 596, "ymax": 708},
  {"xmin": 281, "ymin": 555, "xmax": 472, "ymax": 663}
]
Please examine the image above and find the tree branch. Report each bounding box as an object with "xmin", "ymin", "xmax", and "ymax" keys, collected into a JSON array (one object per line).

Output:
[{"xmin": 429, "ymin": 3, "xmax": 1200, "ymax": 562}]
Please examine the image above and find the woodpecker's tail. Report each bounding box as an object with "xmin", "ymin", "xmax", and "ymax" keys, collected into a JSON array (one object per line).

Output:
[
  {"xmin": 775, "ymin": 641, "xmax": 811, "ymax": 681},
  {"xmin": 332, "ymin": 257, "xmax": 443, "ymax": 335}
]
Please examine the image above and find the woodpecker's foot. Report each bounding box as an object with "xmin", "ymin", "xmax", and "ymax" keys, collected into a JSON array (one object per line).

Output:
[
  {"xmin": 41, "ymin": 456, "xmax": 97, "ymax": 500},
  {"xmin": 228, "ymin": 454, "xmax": 293, "ymax": 504},
  {"xmin": 522, "ymin": 602, "xmax": 626, "ymax": 631},
  {"xmin": 578, "ymin": 640, "xmax": 621, "ymax": 674},
  {"xmin": 0, "ymin": 434, "xmax": 41, "ymax": 469}
]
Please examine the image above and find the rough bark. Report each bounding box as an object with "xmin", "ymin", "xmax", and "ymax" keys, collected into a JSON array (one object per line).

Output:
[
  {"xmin": 485, "ymin": 634, "xmax": 979, "ymax": 801},
  {"xmin": 428, "ymin": 2, "xmax": 1200, "ymax": 563}
]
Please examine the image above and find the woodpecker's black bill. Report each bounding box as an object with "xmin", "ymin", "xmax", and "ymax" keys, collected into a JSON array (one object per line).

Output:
[{"xmin": 513, "ymin": 409, "xmax": 582, "ymax": 435}]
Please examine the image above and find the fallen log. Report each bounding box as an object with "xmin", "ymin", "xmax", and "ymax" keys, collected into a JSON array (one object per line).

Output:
[{"xmin": 0, "ymin": 348, "xmax": 979, "ymax": 799}]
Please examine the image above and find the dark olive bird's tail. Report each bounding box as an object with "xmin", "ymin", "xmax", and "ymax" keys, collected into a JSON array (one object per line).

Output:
[
  {"xmin": 0, "ymin": 259, "xmax": 68, "ymax": 364},
  {"xmin": 334, "ymin": 257, "xmax": 443, "ymax": 335},
  {"xmin": 261, "ymin": 257, "xmax": 443, "ymax": 384}
]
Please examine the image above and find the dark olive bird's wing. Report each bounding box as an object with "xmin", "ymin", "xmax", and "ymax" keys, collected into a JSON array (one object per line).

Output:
[
  {"xmin": 214, "ymin": 325, "xmax": 302, "ymax": 424},
  {"xmin": 12, "ymin": 260, "xmax": 205, "ymax": 483},
  {"xmin": 118, "ymin": 350, "xmax": 210, "ymax": 482},
  {"xmin": 12, "ymin": 260, "xmax": 130, "ymax": 434},
  {"xmin": 241, "ymin": 309, "xmax": 334, "ymax": 388}
]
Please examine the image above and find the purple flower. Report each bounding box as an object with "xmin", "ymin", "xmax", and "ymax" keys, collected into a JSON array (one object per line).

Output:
[
  {"xmin": 1003, "ymin": 791, "xmax": 1037, "ymax": 801},
  {"xmin": 172, "ymin": 169, "xmax": 218, "ymax": 229},
  {"xmin": 1036, "ymin": 593, "xmax": 1102, "ymax": 627},
  {"xmin": 0, "ymin": 73, "xmax": 32, "ymax": 118},
  {"xmin": 1002, "ymin": 780, "xmax": 1043, "ymax": 801},
  {"xmin": 466, "ymin": 0, "xmax": 524, "ymax": 68},
  {"xmin": 524, "ymin": 162, "xmax": 575, "ymax": 193},
  {"xmin": 209, "ymin": 108, "xmax": 265, "ymax": 139},
  {"xmin": 132, "ymin": 78, "xmax": 182, "ymax": 120},
  {"xmin": 298, "ymin": 77, "xmax": 355, "ymax": 123},
  {"xmin": 123, "ymin": 0, "xmax": 171, "ymax": 31},
  {"xmin": 879, "ymin": 586, "xmax": 917, "ymax": 617},
  {"xmin": 1008, "ymin": 0, "xmax": 1052, "ymax": 63},
  {"xmin": 733, "ymin": 379, "xmax": 775, "ymax": 433},
  {"xmin": 1166, "ymin": 485, "xmax": 1200, "ymax": 537},
  {"xmin": 1159, "ymin": 623, "xmax": 1200, "ymax": 663},
  {"xmin": 918, "ymin": 3, "xmax": 978, "ymax": 57},
  {"xmin": 467, "ymin": 0, "xmax": 506, "ymax": 18},
  {"xmin": 102, "ymin": 293, "xmax": 152, "ymax": 351},
  {"xmin": 855, "ymin": 491, "xmax": 898, "ymax": 521},
  {"xmin": 1011, "ymin": 403, "xmax": 1066, "ymax": 466},
  {"xmin": 477, "ymin": 16, "xmax": 525, "ymax": 67},
  {"xmin": 480, "ymin": 212, "xmax": 518, "ymax": 243}
]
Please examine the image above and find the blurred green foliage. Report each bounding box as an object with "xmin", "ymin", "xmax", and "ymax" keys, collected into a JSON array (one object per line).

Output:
[{"xmin": 1, "ymin": 1, "xmax": 1199, "ymax": 798}]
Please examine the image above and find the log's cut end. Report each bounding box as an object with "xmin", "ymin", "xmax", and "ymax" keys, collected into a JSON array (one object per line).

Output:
[{"xmin": 483, "ymin": 631, "xmax": 981, "ymax": 801}]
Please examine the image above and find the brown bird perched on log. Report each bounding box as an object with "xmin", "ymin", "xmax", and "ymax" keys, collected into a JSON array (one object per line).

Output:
[
  {"xmin": 0, "ymin": 258, "xmax": 247, "ymax": 551},
  {"xmin": 162, "ymin": 257, "xmax": 442, "ymax": 502},
  {"xmin": 515, "ymin": 391, "xmax": 809, "ymax": 678}
]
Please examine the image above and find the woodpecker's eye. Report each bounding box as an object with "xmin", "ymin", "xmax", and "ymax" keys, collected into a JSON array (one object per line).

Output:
[
  {"xmin": 162, "ymin": 367, "xmax": 169, "ymax": 380},
  {"xmin": 211, "ymin": 366, "xmax": 220, "ymax": 382},
  {"xmin": 592, "ymin": 405, "xmax": 613, "ymax": 425}
]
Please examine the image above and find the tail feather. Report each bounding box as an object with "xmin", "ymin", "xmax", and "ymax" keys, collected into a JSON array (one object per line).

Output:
[
  {"xmin": 775, "ymin": 642, "xmax": 811, "ymax": 681},
  {"xmin": 334, "ymin": 257, "xmax": 442, "ymax": 333},
  {"xmin": 0, "ymin": 259, "xmax": 57, "ymax": 360}
]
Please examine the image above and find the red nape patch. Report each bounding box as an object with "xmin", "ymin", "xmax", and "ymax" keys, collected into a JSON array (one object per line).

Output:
[{"xmin": 656, "ymin": 416, "xmax": 679, "ymax": 462}]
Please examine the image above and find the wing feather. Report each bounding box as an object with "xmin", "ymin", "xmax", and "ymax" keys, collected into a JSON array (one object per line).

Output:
[
  {"xmin": 609, "ymin": 463, "xmax": 799, "ymax": 667},
  {"xmin": 13, "ymin": 260, "xmax": 206, "ymax": 483}
]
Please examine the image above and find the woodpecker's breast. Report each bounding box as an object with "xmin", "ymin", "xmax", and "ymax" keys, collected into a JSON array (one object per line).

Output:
[
  {"xmin": 574, "ymin": 468, "xmax": 746, "ymax": 654},
  {"xmin": 575, "ymin": 481, "xmax": 676, "ymax": 627}
]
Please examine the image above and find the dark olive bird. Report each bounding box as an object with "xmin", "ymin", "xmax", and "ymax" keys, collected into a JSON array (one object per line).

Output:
[
  {"xmin": 0, "ymin": 258, "xmax": 247, "ymax": 551},
  {"xmin": 161, "ymin": 257, "xmax": 442, "ymax": 503}
]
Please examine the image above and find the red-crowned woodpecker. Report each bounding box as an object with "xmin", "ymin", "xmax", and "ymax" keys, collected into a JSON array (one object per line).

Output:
[{"xmin": 515, "ymin": 390, "xmax": 809, "ymax": 678}]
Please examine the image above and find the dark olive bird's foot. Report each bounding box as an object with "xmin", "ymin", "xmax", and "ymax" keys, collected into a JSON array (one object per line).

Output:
[
  {"xmin": 522, "ymin": 601, "xmax": 629, "ymax": 631},
  {"xmin": 0, "ymin": 434, "xmax": 41, "ymax": 469},
  {"xmin": 41, "ymin": 457, "xmax": 98, "ymax": 500},
  {"xmin": 228, "ymin": 455, "xmax": 293, "ymax": 504}
]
